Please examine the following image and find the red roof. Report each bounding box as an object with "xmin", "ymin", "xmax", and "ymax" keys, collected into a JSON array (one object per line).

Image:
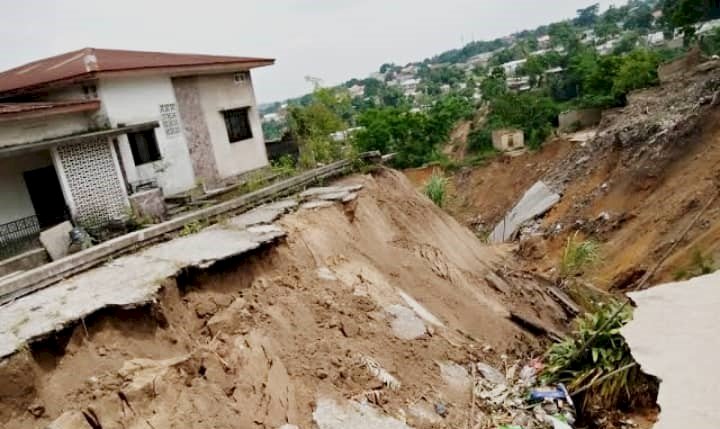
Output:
[
  {"xmin": 0, "ymin": 48, "xmax": 275, "ymax": 96},
  {"xmin": 0, "ymin": 100, "xmax": 100, "ymax": 122}
]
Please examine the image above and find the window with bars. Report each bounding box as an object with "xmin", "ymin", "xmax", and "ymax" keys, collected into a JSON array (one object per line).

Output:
[
  {"xmin": 128, "ymin": 129, "xmax": 162, "ymax": 165},
  {"xmin": 222, "ymin": 107, "xmax": 253, "ymax": 143}
]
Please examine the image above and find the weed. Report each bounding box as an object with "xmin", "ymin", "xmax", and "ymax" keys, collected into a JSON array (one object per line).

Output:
[
  {"xmin": 271, "ymin": 154, "xmax": 297, "ymax": 178},
  {"xmin": 673, "ymin": 248, "xmax": 714, "ymax": 280},
  {"xmin": 560, "ymin": 232, "xmax": 601, "ymax": 277},
  {"xmin": 180, "ymin": 220, "xmax": 207, "ymax": 236},
  {"xmin": 543, "ymin": 301, "xmax": 656, "ymax": 414},
  {"xmin": 423, "ymin": 171, "xmax": 448, "ymax": 207}
]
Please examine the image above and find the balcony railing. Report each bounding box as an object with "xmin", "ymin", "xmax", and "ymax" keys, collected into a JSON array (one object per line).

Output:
[{"xmin": 0, "ymin": 215, "xmax": 41, "ymax": 260}]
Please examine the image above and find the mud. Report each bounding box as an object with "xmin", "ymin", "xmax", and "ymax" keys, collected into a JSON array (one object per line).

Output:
[{"xmin": 0, "ymin": 169, "xmax": 569, "ymax": 429}]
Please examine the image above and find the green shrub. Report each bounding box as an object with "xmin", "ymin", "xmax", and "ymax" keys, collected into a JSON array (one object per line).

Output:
[
  {"xmin": 560, "ymin": 232, "xmax": 601, "ymax": 277},
  {"xmin": 423, "ymin": 171, "xmax": 448, "ymax": 207},
  {"xmin": 543, "ymin": 302, "xmax": 655, "ymax": 413},
  {"xmin": 271, "ymin": 154, "xmax": 297, "ymax": 178}
]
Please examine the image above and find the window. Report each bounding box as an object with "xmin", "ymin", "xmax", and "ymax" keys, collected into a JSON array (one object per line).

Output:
[
  {"xmin": 222, "ymin": 107, "xmax": 253, "ymax": 143},
  {"xmin": 127, "ymin": 129, "xmax": 161, "ymax": 166}
]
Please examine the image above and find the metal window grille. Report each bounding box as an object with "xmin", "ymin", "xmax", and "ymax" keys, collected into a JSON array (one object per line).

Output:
[{"xmin": 0, "ymin": 216, "xmax": 41, "ymax": 260}]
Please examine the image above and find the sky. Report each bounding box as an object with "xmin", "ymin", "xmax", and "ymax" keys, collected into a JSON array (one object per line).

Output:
[{"xmin": 2, "ymin": 1, "xmax": 618, "ymax": 103}]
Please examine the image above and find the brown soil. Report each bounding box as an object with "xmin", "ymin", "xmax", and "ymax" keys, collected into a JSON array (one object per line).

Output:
[{"xmin": 0, "ymin": 169, "xmax": 569, "ymax": 429}]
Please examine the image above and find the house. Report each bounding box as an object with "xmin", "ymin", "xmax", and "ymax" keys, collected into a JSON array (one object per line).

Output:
[
  {"xmin": 492, "ymin": 129, "xmax": 524, "ymax": 152},
  {"xmin": 596, "ymin": 38, "xmax": 620, "ymax": 55},
  {"xmin": 500, "ymin": 59, "xmax": 527, "ymax": 77},
  {"xmin": 537, "ymin": 35, "xmax": 551, "ymax": 49},
  {"xmin": 348, "ymin": 84, "xmax": 365, "ymax": 98},
  {"xmin": 399, "ymin": 78, "xmax": 420, "ymax": 96},
  {"xmin": 0, "ymin": 47, "xmax": 274, "ymax": 239}
]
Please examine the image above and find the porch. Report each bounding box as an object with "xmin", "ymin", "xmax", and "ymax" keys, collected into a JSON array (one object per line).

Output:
[{"xmin": 0, "ymin": 123, "xmax": 158, "ymax": 260}]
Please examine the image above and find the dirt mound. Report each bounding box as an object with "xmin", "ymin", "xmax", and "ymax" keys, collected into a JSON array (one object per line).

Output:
[{"xmin": 0, "ymin": 168, "xmax": 569, "ymax": 429}]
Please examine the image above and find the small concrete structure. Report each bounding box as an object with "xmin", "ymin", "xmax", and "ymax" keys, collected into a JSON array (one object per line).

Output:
[
  {"xmin": 492, "ymin": 129, "xmax": 525, "ymax": 152},
  {"xmin": 39, "ymin": 221, "xmax": 73, "ymax": 261},
  {"xmin": 129, "ymin": 188, "xmax": 167, "ymax": 222},
  {"xmin": 622, "ymin": 271, "xmax": 720, "ymax": 429},
  {"xmin": 491, "ymin": 181, "xmax": 560, "ymax": 243},
  {"xmin": 559, "ymin": 108, "xmax": 602, "ymax": 132}
]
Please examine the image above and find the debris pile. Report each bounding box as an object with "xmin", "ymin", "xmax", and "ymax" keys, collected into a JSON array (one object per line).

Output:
[{"xmin": 471, "ymin": 359, "xmax": 576, "ymax": 429}]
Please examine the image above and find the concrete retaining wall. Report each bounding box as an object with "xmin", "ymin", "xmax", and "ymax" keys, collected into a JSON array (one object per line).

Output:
[
  {"xmin": 0, "ymin": 248, "xmax": 48, "ymax": 278},
  {"xmin": 559, "ymin": 108, "xmax": 602, "ymax": 132}
]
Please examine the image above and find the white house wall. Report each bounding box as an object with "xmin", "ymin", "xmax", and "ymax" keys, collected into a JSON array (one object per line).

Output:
[
  {"xmin": 0, "ymin": 113, "xmax": 93, "ymax": 149},
  {"xmin": 195, "ymin": 73, "xmax": 268, "ymax": 179},
  {"xmin": 0, "ymin": 151, "xmax": 53, "ymax": 224},
  {"xmin": 98, "ymin": 76, "xmax": 196, "ymax": 196}
]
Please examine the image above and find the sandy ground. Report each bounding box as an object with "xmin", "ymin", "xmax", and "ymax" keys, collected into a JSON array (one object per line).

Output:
[{"xmin": 0, "ymin": 169, "xmax": 569, "ymax": 429}]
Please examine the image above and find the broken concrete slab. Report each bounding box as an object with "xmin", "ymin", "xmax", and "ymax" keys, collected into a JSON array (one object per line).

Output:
[
  {"xmin": 142, "ymin": 227, "xmax": 284, "ymax": 268},
  {"xmin": 0, "ymin": 220, "xmax": 286, "ymax": 359},
  {"xmin": 301, "ymin": 200, "xmax": 336, "ymax": 210},
  {"xmin": 491, "ymin": 181, "xmax": 560, "ymax": 243},
  {"xmin": 621, "ymin": 272, "xmax": 720, "ymax": 429},
  {"xmin": 39, "ymin": 221, "xmax": 73, "ymax": 261},
  {"xmin": 223, "ymin": 199, "xmax": 298, "ymax": 229},
  {"xmin": 397, "ymin": 290, "xmax": 444, "ymax": 327},
  {"xmin": 299, "ymin": 184, "xmax": 363, "ymax": 200},
  {"xmin": 313, "ymin": 397, "xmax": 411, "ymax": 429}
]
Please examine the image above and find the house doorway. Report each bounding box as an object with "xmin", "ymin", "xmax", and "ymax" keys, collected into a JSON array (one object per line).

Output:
[{"xmin": 23, "ymin": 165, "xmax": 68, "ymax": 228}]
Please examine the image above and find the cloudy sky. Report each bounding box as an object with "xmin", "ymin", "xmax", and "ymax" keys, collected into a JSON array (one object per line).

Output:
[{"xmin": 2, "ymin": 1, "xmax": 618, "ymax": 103}]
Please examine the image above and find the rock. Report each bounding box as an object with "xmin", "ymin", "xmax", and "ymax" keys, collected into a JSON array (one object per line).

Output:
[
  {"xmin": 340, "ymin": 318, "xmax": 360, "ymax": 338},
  {"xmin": 195, "ymin": 300, "xmax": 218, "ymax": 318},
  {"xmin": 39, "ymin": 221, "xmax": 73, "ymax": 261},
  {"xmin": 313, "ymin": 397, "xmax": 410, "ymax": 429},
  {"xmin": 27, "ymin": 400, "xmax": 45, "ymax": 418},
  {"xmin": 386, "ymin": 305, "xmax": 426, "ymax": 340}
]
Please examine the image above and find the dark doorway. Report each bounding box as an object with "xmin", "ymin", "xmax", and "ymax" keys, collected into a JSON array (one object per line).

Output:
[{"xmin": 23, "ymin": 165, "xmax": 68, "ymax": 228}]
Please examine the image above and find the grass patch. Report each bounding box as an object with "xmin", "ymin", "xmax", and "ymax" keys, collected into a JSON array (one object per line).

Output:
[
  {"xmin": 560, "ymin": 231, "xmax": 601, "ymax": 277},
  {"xmin": 423, "ymin": 171, "xmax": 448, "ymax": 208}
]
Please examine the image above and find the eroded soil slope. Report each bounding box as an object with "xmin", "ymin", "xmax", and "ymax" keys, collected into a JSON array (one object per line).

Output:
[
  {"xmin": 0, "ymin": 169, "xmax": 568, "ymax": 429},
  {"xmin": 426, "ymin": 60, "xmax": 720, "ymax": 289}
]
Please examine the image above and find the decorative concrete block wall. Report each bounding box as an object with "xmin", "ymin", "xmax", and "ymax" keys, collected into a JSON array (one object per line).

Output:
[{"xmin": 55, "ymin": 138, "xmax": 129, "ymax": 229}]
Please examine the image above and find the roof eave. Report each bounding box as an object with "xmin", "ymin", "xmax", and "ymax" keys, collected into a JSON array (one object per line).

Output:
[
  {"xmin": 0, "ymin": 59, "xmax": 275, "ymax": 99},
  {"xmin": 0, "ymin": 100, "xmax": 101, "ymax": 123}
]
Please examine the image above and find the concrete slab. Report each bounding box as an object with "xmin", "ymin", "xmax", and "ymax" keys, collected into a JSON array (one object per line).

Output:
[
  {"xmin": 144, "ymin": 227, "xmax": 284, "ymax": 268},
  {"xmin": 301, "ymin": 200, "xmax": 336, "ymax": 210},
  {"xmin": 223, "ymin": 199, "xmax": 298, "ymax": 229},
  {"xmin": 300, "ymin": 184, "xmax": 363, "ymax": 200},
  {"xmin": 0, "ymin": 220, "xmax": 286, "ymax": 359},
  {"xmin": 491, "ymin": 181, "xmax": 560, "ymax": 243},
  {"xmin": 622, "ymin": 272, "xmax": 720, "ymax": 429},
  {"xmin": 39, "ymin": 222, "xmax": 73, "ymax": 261},
  {"xmin": 313, "ymin": 397, "xmax": 412, "ymax": 429}
]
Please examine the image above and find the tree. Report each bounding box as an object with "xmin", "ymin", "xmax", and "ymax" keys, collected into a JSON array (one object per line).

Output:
[
  {"xmin": 287, "ymin": 87, "xmax": 348, "ymax": 167},
  {"xmin": 662, "ymin": 0, "xmax": 707, "ymax": 43},
  {"xmin": 612, "ymin": 49, "xmax": 662, "ymax": 96},
  {"xmin": 549, "ymin": 22, "xmax": 582, "ymax": 52},
  {"xmin": 624, "ymin": 3, "xmax": 655, "ymax": 32},
  {"xmin": 575, "ymin": 3, "xmax": 600, "ymax": 27},
  {"xmin": 480, "ymin": 68, "xmax": 508, "ymax": 100}
]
